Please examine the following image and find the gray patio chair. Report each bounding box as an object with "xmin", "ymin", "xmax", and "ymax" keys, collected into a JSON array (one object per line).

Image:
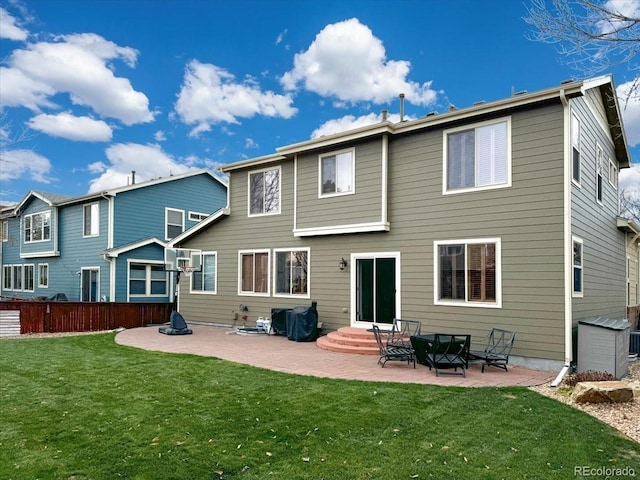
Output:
[
  {"xmin": 425, "ymin": 333, "xmax": 471, "ymax": 377},
  {"xmin": 372, "ymin": 325, "xmax": 416, "ymax": 368},
  {"xmin": 387, "ymin": 318, "xmax": 422, "ymax": 349},
  {"xmin": 468, "ymin": 328, "xmax": 515, "ymax": 372}
]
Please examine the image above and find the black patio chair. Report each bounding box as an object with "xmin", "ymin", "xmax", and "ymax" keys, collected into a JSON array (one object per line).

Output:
[
  {"xmin": 468, "ymin": 328, "xmax": 515, "ymax": 372},
  {"xmin": 387, "ymin": 318, "xmax": 422, "ymax": 349},
  {"xmin": 372, "ymin": 325, "xmax": 416, "ymax": 368},
  {"xmin": 425, "ymin": 334, "xmax": 471, "ymax": 377}
]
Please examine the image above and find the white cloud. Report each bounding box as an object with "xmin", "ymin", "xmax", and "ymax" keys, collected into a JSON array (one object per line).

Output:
[
  {"xmin": 154, "ymin": 130, "xmax": 167, "ymax": 141},
  {"xmin": 87, "ymin": 161, "xmax": 107, "ymax": 173},
  {"xmin": 0, "ymin": 66, "xmax": 56, "ymax": 110},
  {"xmin": 28, "ymin": 112, "xmax": 112, "ymax": 141},
  {"xmin": 311, "ymin": 112, "xmax": 405, "ymax": 138},
  {"xmin": 617, "ymin": 78, "xmax": 640, "ymax": 146},
  {"xmin": 88, "ymin": 143, "xmax": 192, "ymax": 192},
  {"xmin": 599, "ymin": 0, "xmax": 640, "ymax": 34},
  {"xmin": 0, "ymin": 7, "xmax": 28, "ymax": 41},
  {"xmin": 620, "ymin": 162, "xmax": 640, "ymax": 192},
  {"xmin": 6, "ymin": 33, "xmax": 153, "ymax": 125},
  {"xmin": 281, "ymin": 18, "xmax": 438, "ymax": 107},
  {"xmin": 175, "ymin": 60, "xmax": 298, "ymax": 130},
  {"xmin": 0, "ymin": 149, "xmax": 53, "ymax": 183}
]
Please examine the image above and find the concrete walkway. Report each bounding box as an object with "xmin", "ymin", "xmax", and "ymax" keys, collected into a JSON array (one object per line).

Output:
[{"xmin": 115, "ymin": 324, "xmax": 556, "ymax": 387}]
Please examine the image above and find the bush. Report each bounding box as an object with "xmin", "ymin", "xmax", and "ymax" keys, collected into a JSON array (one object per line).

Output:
[{"xmin": 564, "ymin": 370, "xmax": 615, "ymax": 387}]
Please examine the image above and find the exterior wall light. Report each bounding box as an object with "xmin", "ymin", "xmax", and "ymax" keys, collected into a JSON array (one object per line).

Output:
[{"xmin": 339, "ymin": 258, "xmax": 348, "ymax": 271}]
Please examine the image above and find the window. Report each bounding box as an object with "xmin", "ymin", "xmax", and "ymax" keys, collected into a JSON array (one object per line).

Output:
[
  {"xmin": 320, "ymin": 149, "xmax": 354, "ymax": 196},
  {"xmin": 188, "ymin": 211, "xmax": 209, "ymax": 222},
  {"xmin": 609, "ymin": 158, "xmax": 618, "ymax": 188},
  {"xmin": 191, "ymin": 252, "xmax": 217, "ymax": 294},
  {"xmin": 239, "ymin": 250, "xmax": 269, "ymax": 295},
  {"xmin": 23, "ymin": 265, "xmax": 34, "ymax": 291},
  {"xmin": 1, "ymin": 220, "xmax": 7, "ymax": 242},
  {"xmin": 571, "ymin": 113, "xmax": 581, "ymax": 184},
  {"xmin": 444, "ymin": 119, "xmax": 510, "ymax": 193},
  {"xmin": 275, "ymin": 249, "xmax": 309, "ymax": 296},
  {"xmin": 249, "ymin": 168, "xmax": 280, "ymax": 215},
  {"xmin": 24, "ymin": 211, "xmax": 51, "ymax": 242},
  {"xmin": 165, "ymin": 208, "xmax": 185, "ymax": 240},
  {"xmin": 129, "ymin": 263, "xmax": 167, "ymax": 297},
  {"xmin": 38, "ymin": 264, "xmax": 49, "ymax": 288},
  {"xmin": 2, "ymin": 265, "xmax": 12, "ymax": 290},
  {"xmin": 83, "ymin": 203, "xmax": 99, "ymax": 237},
  {"xmin": 573, "ymin": 237, "xmax": 583, "ymax": 297},
  {"xmin": 12, "ymin": 265, "xmax": 23, "ymax": 291},
  {"xmin": 434, "ymin": 239, "xmax": 501, "ymax": 307}
]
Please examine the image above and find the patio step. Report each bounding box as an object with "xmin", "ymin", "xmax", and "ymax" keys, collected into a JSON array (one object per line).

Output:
[{"xmin": 316, "ymin": 327, "xmax": 379, "ymax": 355}]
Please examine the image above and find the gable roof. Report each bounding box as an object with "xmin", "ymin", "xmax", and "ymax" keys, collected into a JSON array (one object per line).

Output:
[
  {"xmin": 9, "ymin": 168, "xmax": 227, "ymax": 214},
  {"xmin": 166, "ymin": 207, "xmax": 230, "ymax": 247},
  {"xmin": 103, "ymin": 237, "xmax": 166, "ymax": 258},
  {"xmin": 221, "ymin": 75, "xmax": 630, "ymax": 172}
]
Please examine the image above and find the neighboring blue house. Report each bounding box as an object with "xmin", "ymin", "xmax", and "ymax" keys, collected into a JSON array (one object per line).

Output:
[{"xmin": 0, "ymin": 169, "xmax": 227, "ymax": 302}]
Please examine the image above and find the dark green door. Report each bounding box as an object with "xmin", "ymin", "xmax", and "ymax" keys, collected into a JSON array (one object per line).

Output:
[{"xmin": 356, "ymin": 257, "xmax": 396, "ymax": 326}]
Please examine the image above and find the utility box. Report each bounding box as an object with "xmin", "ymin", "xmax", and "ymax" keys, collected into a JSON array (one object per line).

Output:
[{"xmin": 577, "ymin": 317, "xmax": 630, "ymax": 379}]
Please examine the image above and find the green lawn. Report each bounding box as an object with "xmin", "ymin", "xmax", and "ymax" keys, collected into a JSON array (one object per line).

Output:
[{"xmin": 0, "ymin": 333, "xmax": 638, "ymax": 480}]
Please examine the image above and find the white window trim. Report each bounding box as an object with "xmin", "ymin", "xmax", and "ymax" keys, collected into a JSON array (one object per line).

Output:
[
  {"xmin": 247, "ymin": 166, "xmax": 281, "ymax": 217},
  {"xmin": 2, "ymin": 220, "xmax": 7, "ymax": 242},
  {"xmin": 83, "ymin": 202, "xmax": 100, "ymax": 237},
  {"xmin": 188, "ymin": 211, "xmax": 209, "ymax": 222},
  {"xmin": 23, "ymin": 264, "xmax": 35, "ymax": 292},
  {"xmin": 433, "ymin": 238, "xmax": 502, "ymax": 308},
  {"xmin": 190, "ymin": 251, "xmax": 218, "ymax": 295},
  {"xmin": 318, "ymin": 147, "xmax": 356, "ymax": 198},
  {"xmin": 38, "ymin": 263, "xmax": 49, "ymax": 288},
  {"xmin": 238, "ymin": 249, "xmax": 271, "ymax": 296},
  {"xmin": 23, "ymin": 211, "xmax": 51, "ymax": 243},
  {"xmin": 442, "ymin": 117, "xmax": 512, "ymax": 195},
  {"xmin": 127, "ymin": 260, "xmax": 168, "ymax": 299},
  {"xmin": 165, "ymin": 208, "xmax": 185, "ymax": 240},
  {"xmin": 572, "ymin": 236, "xmax": 584, "ymax": 298},
  {"xmin": 2, "ymin": 264, "xmax": 13, "ymax": 291},
  {"xmin": 608, "ymin": 157, "xmax": 618, "ymax": 189},
  {"xmin": 571, "ymin": 112, "xmax": 581, "ymax": 187},
  {"xmin": 80, "ymin": 266, "xmax": 100, "ymax": 302},
  {"xmin": 273, "ymin": 247, "xmax": 311, "ymax": 299}
]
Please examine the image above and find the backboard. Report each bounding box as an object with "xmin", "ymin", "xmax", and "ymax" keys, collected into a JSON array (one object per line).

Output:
[{"xmin": 165, "ymin": 247, "xmax": 202, "ymax": 273}]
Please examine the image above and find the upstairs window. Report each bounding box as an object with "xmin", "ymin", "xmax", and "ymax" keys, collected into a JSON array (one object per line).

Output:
[
  {"xmin": 444, "ymin": 118, "xmax": 510, "ymax": 194},
  {"xmin": 249, "ymin": 168, "xmax": 280, "ymax": 216},
  {"xmin": 609, "ymin": 158, "xmax": 618, "ymax": 189},
  {"xmin": 24, "ymin": 211, "xmax": 51, "ymax": 243},
  {"xmin": 571, "ymin": 113, "xmax": 581, "ymax": 184},
  {"xmin": 319, "ymin": 149, "xmax": 354, "ymax": 196},
  {"xmin": 165, "ymin": 208, "xmax": 184, "ymax": 240},
  {"xmin": 596, "ymin": 143, "xmax": 604, "ymax": 204},
  {"xmin": 188, "ymin": 211, "xmax": 209, "ymax": 222},
  {"xmin": 2, "ymin": 220, "xmax": 7, "ymax": 242},
  {"xmin": 83, "ymin": 203, "xmax": 99, "ymax": 237}
]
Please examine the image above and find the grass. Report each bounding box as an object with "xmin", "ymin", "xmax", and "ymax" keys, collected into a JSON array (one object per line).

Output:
[{"xmin": 0, "ymin": 333, "xmax": 638, "ymax": 480}]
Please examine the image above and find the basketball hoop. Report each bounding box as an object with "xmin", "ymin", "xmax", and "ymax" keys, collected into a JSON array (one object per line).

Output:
[{"xmin": 179, "ymin": 266, "xmax": 197, "ymax": 277}]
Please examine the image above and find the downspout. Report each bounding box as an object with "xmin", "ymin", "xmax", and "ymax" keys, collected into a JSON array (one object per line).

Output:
[
  {"xmin": 381, "ymin": 134, "xmax": 389, "ymax": 226},
  {"xmin": 101, "ymin": 193, "xmax": 115, "ymax": 302},
  {"xmin": 552, "ymin": 88, "xmax": 572, "ymax": 387}
]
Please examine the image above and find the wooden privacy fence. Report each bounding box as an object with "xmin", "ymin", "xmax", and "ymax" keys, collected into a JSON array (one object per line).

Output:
[{"xmin": 0, "ymin": 301, "xmax": 173, "ymax": 334}]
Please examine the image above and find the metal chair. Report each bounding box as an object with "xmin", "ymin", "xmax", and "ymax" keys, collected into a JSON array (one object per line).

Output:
[
  {"xmin": 372, "ymin": 325, "xmax": 416, "ymax": 368},
  {"xmin": 387, "ymin": 318, "xmax": 422, "ymax": 349},
  {"xmin": 468, "ymin": 328, "xmax": 516, "ymax": 372},
  {"xmin": 425, "ymin": 334, "xmax": 471, "ymax": 377}
]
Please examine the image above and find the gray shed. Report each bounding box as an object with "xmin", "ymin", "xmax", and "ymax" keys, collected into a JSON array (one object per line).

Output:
[{"xmin": 577, "ymin": 317, "xmax": 630, "ymax": 379}]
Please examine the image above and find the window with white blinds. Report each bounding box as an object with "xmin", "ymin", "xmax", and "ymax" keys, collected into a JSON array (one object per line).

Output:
[{"xmin": 445, "ymin": 118, "xmax": 510, "ymax": 193}]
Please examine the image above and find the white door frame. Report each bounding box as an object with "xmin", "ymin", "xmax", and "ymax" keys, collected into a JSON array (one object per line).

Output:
[{"xmin": 350, "ymin": 251, "xmax": 401, "ymax": 328}]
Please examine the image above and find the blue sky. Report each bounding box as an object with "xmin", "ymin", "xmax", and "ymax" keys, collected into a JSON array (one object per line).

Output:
[{"xmin": 1, "ymin": 0, "xmax": 638, "ymax": 205}]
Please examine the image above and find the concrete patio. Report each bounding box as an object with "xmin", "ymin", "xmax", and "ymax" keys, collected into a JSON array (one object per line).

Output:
[{"xmin": 115, "ymin": 324, "xmax": 556, "ymax": 387}]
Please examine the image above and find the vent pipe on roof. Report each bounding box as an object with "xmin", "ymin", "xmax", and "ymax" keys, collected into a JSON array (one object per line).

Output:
[
  {"xmin": 399, "ymin": 93, "xmax": 405, "ymax": 122},
  {"xmin": 381, "ymin": 109, "xmax": 388, "ymax": 122},
  {"xmin": 131, "ymin": 170, "xmax": 136, "ymax": 185}
]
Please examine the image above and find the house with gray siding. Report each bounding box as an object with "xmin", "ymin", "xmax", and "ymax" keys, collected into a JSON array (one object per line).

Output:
[
  {"xmin": 1, "ymin": 169, "xmax": 227, "ymax": 302},
  {"xmin": 168, "ymin": 76, "xmax": 632, "ymax": 370}
]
